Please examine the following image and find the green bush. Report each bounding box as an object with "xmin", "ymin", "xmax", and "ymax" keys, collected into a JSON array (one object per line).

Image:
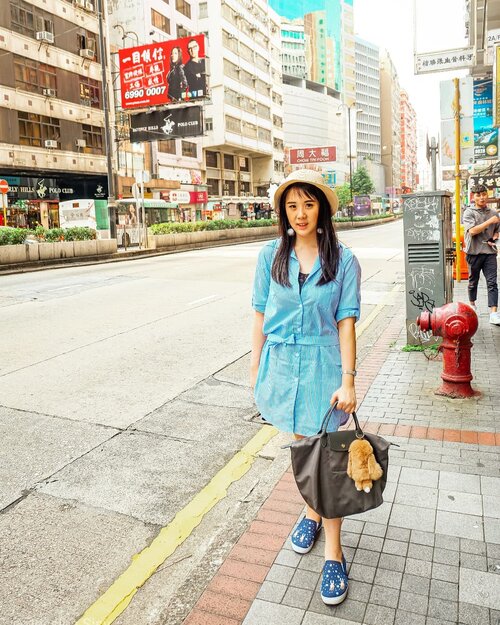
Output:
[
  {"xmin": 149, "ymin": 218, "xmax": 277, "ymax": 235},
  {"xmin": 0, "ymin": 228, "xmax": 28, "ymax": 246},
  {"xmin": 333, "ymin": 212, "xmax": 395, "ymax": 223}
]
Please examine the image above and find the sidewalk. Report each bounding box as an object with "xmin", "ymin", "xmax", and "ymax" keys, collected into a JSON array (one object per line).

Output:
[{"xmin": 182, "ymin": 282, "xmax": 500, "ymax": 625}]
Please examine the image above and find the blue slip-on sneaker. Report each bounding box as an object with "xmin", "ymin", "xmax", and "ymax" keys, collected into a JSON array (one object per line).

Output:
[
  {"xmin": 290, "ymin": 517, "xmax": 322, "ymax": 554},
  {"xmin": 321, "ymin": 559, "xmax": 349, "ymax": 605}
]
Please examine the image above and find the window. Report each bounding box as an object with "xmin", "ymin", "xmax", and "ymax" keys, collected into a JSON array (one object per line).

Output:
[
  {"xmin": 225, "ymin": 116, "xmax": 240, "ymax": 135},
  {"xmin": 11, "ymin": 0, "xmax": 53, "ymax": 38},
  {"xmin": 207, "ymin": 178, "xmax": 219, "ymax": 195},
  {"xmin": 77, "ymin": 31, "xmax": 98, "ymax": 59},
  {"xmin": 79, "ymin": 77, "xmax": 101, "ymax": 108},
  {"xmin": 158, "ymin": 139, "xmax": 176, "ymax": 154},
  {"xmin": 181, "ymin": 140, "xmax": 197, "ymax": 158},
  {"xmin": 82, "ymin": 124, "xmax": 103, "ymax": 154},
  {"xmin": 206, "ymin": 151, "xmax": 218, "ymax": 167},
  {"xmin": 240, "ymin": 181, "xmax": 251, "ymax": 193},
  {"xmin": 205, "ymin": 118, "xmax": 213, "ymax": 132},
  {"xmin": 198, "ymin": 2, "xmax": 208, "ymax": 19},
  {"xmin": 18, "ymin": 112, "xmax": 60, "ymax": 148},
  {"xmin": 14, "ymin": 56, "xmax": 56, "ymax": 94},
  {"xmin": 274, "ymin": 160, "xmax": 284, "ymax": 173},
  {"xmin": 239, "ymin": 157, "xmax": 250, "ymax": 172},
  {"xmin": 151, "ymin": 9, "xmax": 170, "ymax": 34},
  {"xmin": 222, "ymin": 180, "xmax": 235, "ymax": 195},
  {"xmin": 223, "ymin": 154, "xmax": 235, "ymax": 170},
  {"xmin": 175, "ymin": 0, "xmax": 191, "ymax": 19}
]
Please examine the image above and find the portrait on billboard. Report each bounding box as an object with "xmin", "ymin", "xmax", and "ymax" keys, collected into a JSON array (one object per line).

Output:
[{"xmin": 119, "ymin": 34, "xmax": 208, "ymax": 109}]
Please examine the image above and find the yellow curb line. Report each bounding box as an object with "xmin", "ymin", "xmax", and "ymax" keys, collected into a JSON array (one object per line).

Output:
[
  {"xmin": 356, "ymin": 283, "xmax": 402, "ymax": 338},
  {"xmin": 75, "ymin": 424, "xmax": 278, "ymax": 625}
]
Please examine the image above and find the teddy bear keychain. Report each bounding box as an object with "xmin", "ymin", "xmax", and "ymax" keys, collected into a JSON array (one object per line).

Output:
[{"xmin": 347, "ymin": 438, "xmax": 384, "ymax": 493}]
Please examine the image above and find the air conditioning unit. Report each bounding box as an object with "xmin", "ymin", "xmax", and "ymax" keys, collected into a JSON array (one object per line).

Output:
[
  {"xmin": 85, "ymin": 1, "xmax": 94, "ymax": 10},
  {"xmin": 36, "ymin": 31, "xmax": 54, "ymax": 44},
  {"xmin": 44, "ymin": 139, "xmax": 58, "ymax": 149},
  {"xmin": 228, "ymin": 33, "xmax": 236, "ymax": 39},
  {"xmin": 75, "ymin": 139, "xmax": 86, "ymax": 148},
  {"xmin": 42, "ymin": 88, "xmax": 56, "ymax": 97},
  {"xmin": 80, "ymin": 48, "xmax": 95, "ymax": 59},
  {"xmin": 73, "ymin": 0, "xmax": 85, "ymax": 7}
]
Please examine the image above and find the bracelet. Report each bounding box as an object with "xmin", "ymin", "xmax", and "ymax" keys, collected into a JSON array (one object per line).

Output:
[{"xmin": 342, "ymin": 369, "xmax": 357, "ymax": 377}]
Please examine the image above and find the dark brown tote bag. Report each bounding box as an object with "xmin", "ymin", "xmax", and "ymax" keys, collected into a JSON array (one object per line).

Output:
[{"xmin": 288, "ymin": 404, "xmax": 390, "ymax": 519}]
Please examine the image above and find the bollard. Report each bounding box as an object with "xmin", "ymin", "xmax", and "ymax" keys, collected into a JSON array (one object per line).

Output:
[{"xmin": 417, "ymin": 302, "xmax": 479, "ymax": 399}]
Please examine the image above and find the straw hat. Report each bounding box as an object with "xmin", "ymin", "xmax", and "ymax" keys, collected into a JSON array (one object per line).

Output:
[{"xmin": 273, "ymin": 169, "xmax": 339, "ymax": 214}]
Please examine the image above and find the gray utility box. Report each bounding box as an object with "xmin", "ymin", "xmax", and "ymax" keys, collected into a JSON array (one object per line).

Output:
[{"xmin": 402, "ymin": 191, "xmax": 454, "ymax": 346}]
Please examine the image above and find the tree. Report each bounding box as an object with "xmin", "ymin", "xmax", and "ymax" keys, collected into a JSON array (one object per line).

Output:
[
  {"xmin": 351, "ymin": 166, "xmax": 375, "ymax": 195},
  {"xmin": 335, "ymin": 183, "xmax": 351, "ymax": 209}
]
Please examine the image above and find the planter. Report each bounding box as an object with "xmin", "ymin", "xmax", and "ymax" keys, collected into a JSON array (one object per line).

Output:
[
  {"xmin": 96, "ymin": 239, "xmax": 117, "ymax": 255},
  {"xmin": 73, "ymin": 240, "xmax": 98, "ymax": 257},
  {"xmin": 0, "ymin": 244, "xmax": 37, "ymax": 265}
]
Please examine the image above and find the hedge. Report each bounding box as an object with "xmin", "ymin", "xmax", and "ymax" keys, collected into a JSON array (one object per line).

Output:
[
  {"xmin": 0, "ymin": 226, "xmax": 96, "ymax": 246},
  {"xmin": 149, "ymin": 218, "xmax": 277, "ymax": 234}
]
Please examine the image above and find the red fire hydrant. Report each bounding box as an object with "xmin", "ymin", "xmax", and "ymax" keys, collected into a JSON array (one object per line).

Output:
[{"xmin": 417, "ymin": 302, "xmax": 479, "ymax": 399}]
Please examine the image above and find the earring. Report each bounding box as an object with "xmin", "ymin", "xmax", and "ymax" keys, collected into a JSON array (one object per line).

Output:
[
  {"xmin": 287, "ymin": 227, "xmax": 295, "ymax": 236},
  {"xmin": 317, "ymin": 227, "xmax": 323, "ymax": 234}
]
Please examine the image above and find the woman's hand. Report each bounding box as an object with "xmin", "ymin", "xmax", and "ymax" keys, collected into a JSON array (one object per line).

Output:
[{"xmin": 330, "ymin": 384, "xmax": 356, "ymax": 414}]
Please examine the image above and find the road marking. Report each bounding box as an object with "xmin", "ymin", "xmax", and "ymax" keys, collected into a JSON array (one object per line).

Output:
[
  {"xmin": 356, "ymin": 283, "xmax": 402, "ymax": 339},
  {"xmin": 188, "ymin": 294, "xmax": 220, "ymax": 306},
  {"xmin": 47, "ymin": 284, "xmax": 85, "ymax": 291},
  {"xmin": 75, "ymin": 424, "xmax": 278, "ymax": 625}
]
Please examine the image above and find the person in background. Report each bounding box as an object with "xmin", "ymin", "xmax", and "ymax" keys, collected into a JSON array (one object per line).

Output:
[{"xmin": 463, "ymin": 183, "xmax": 500, "ymax": 325}]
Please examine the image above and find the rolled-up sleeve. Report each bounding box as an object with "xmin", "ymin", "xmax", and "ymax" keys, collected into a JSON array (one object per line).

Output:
[
  {"xmin": 335, "ymin": 250, "xmax": 361, "ymax": 323},
  {"xmin": 252, "ymin": 244, "xmax": 272, "ymax": 313},
  {"xmin": 462, "ymin": 209, "xmax": 475, "ymax": 233}
]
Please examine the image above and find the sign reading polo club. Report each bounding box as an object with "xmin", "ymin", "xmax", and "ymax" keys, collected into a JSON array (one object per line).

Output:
[{"xmin": 129, "ymin": 106, "xmax": 203, "ymax": 143}]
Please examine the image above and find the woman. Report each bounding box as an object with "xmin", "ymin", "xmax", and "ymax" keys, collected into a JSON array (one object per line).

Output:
[
  {"xmin": 250, "ymin": 169, "xmax": 361, "ymax": 606},
  {"xmin": 167, "ymin": 47, "xmax": 188, "ymax": 101}
]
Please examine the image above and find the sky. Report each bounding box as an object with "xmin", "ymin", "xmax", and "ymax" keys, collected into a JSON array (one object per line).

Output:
[{"xmin": 354, "ymin": 0, "xmax": 469, "ymax": 137}]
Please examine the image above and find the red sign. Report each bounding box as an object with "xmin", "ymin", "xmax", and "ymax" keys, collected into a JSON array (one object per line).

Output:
[
  {"xmin": 118, "ymin": 34, "xmax": 207, "ymax": 110},
  {"xmin": 0, "ymin": 179, "xmax": 9, "ymax": 194},
  {"xmin": 289, "ymin": 146, "xmax": 337, "ymax": 165},
  {"xmin": 190, "ymin": 191, "xmax": 208, "ymax": 204}
]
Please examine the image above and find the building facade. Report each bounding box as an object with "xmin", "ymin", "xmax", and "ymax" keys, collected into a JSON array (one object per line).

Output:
[
  {"xmin": 380, "ymin": 49, "xmax": 401, "ymax": 198},
  {"xmin": 199, "ymin": 0, "xmax": 284, "ymax": 219},
  {"xmin": 0, "ymin": 0, "xmax": 112, "ymax": 229},
  {"xmin": 281, "ymin": 19, "xmax": 307, "ymax": 79},
  {"xmin": 400, "ymin": 90, "xmax": 417, "ymax": 192},
  {"xmin": 354, "ymin": 37, "xmax": 381, "ymax": 163}
]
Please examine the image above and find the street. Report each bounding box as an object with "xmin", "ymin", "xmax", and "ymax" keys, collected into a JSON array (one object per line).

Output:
[{"xmin": 0, "ymin": 220, "xmax": 404, "ymax": 624}]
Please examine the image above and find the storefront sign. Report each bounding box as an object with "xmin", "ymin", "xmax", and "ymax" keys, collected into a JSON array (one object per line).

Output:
[
  {"xmin": 1, "ymin": 176, "xmax": 108, "ymax": 201},
  {"xmin": 119, "ymin": 34, "xmax": 207, "ymax": 110},
  {"xmin": 190, "ymin": 191, "xmax": 208, "ymax": 203},
  {"xmin": 130, "ymin": 106, "xmax": 203, "ymax": 142},
  {"xmin": 289, "ymin": 146, "xmax": 337, "ymax": 164},
  {"xmin": 469, "ymin": 175, "xmax": 500, "ymax": 189},
  {"xmin": 415, "ymin": 47, "xmax": 475, "ymax": 74}
]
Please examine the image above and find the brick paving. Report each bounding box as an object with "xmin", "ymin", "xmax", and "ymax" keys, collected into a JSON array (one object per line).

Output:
[{"xmin": 182, "ymin": 282, "xmax": 500, "ymax": 625}]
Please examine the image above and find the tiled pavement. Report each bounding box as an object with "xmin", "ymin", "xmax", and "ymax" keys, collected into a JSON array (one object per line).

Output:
[{"xmin": 182, "ymin": 283, "xmax": 500, "ymax": 625}]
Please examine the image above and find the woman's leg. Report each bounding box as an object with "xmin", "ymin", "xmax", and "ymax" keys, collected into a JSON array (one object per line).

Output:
[
  {"xmin": 323, "ymin": 517, "xmax": 343, "ymax": 561},
  {"xmin": 294, "ymin": 434, "xmax": 321, "ymax": 523}
]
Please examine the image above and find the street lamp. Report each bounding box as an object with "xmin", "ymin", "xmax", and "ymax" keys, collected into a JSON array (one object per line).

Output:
[{"xmin": 336, "ymin": 104, "xmax": 363, "ymax": 206}]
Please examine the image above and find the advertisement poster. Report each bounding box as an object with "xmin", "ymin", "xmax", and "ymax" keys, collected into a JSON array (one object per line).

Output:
[
  {"xmin": 119, "ymin": 34, "xmax": 207, "ymax": 110},
  {"xmin": 129, "ymin": 106, "xmax": 203, "ymax": 143},
  {"xmin": 473, "ymin": 78, "xmax": 498, "ymax": 160}
]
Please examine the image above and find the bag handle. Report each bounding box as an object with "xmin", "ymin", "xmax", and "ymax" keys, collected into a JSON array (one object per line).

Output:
[{"xmin": 319, "ymin": 402, "xmax": 364, "ymax": 437}]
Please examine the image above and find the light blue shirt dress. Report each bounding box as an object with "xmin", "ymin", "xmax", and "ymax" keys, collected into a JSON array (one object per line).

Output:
[{"xmin": 252, "ymin": 239, "xmax": 361, "ymax": 436}]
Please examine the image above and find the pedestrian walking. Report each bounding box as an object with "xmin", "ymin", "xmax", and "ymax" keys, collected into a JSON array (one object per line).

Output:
[
  {"xmin": 250, "ymin": 169, "xmax": 361, "ymax": 605},
  {"xmin": 463, "ymin": 183, "xmax": 500, "ymax": 325}
]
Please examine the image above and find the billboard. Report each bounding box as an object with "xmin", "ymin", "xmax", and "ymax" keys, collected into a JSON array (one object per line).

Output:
[
  {"xmin": 118, "ymin": 34, "xmax": 207, "ymax": 110},
  {"xmin": 473, "ymin": 78, "xmax": 498, "ymax": 160},
  {"xmin": 289, "ymin": 146, "xmax": 337, "ymax": 164},
  {"xmin": 130, "ymin": 106, "xmax": 203, "ymax": 142}
]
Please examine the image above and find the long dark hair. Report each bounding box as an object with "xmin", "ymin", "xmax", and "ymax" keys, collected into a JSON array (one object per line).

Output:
[
  {"xmin": 170, "ymin": 47, "xmax": 183, "ymax": 67},
  {"xmin": 271, "ymin": 182, "xmax": 340, "ymax": 287}
]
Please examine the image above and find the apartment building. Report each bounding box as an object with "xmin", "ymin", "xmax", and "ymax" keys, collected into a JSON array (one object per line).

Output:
[
  {"xmin": 354, "ymin": 37, "xmax": 381, "ymax": 163},
  {"xmin": 281, "ymin": 19, "xmax": 307, "ymax": 79},
  {"xmin": 199, "ymin": 0, "xmax": 284, "ymax": 218},
  {"xmin": 400, "ymin": 90, "xmax": 417, "ymax": 192},
  {"xmin": 0, "ymin": 0, "xmax": 111, "ymax": 229},
  {"xmin": 380, "ymin": 49, "xmax": 401, "ymax": 196},
  {"xmin": 108, "ymin": 0, "xmax": 206, "ymax": 220}
]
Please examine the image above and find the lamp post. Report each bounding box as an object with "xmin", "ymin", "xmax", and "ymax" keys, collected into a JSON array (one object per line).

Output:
[{"xmin": 337, "ymin": 104, "xmax": 363, "ymax": 220}]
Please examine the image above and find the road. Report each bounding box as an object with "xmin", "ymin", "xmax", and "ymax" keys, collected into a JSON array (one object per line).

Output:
[{"xmin": 0, "ymin": 219, "xmax": 404, "ymax": 625}]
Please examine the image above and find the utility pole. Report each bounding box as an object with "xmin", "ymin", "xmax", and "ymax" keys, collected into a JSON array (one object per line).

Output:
[{"xmin": 97, "ymin": 0, "xmax": 116, "ymax": 238}]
